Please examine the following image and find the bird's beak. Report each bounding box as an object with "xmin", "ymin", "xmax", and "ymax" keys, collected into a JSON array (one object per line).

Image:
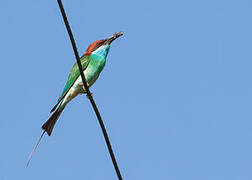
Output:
[{"xmin": 104, "ymin": 32, "xmax": 123, "ymax": 45}]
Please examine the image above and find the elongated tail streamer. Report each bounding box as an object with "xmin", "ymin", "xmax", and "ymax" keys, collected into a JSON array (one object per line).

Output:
[{"xmin": 26, "ymin": 130, "xmax": 46, "ymax": 167}]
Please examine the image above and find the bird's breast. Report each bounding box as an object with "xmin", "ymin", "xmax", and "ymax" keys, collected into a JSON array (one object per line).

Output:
[
  {"xmin": 82, "ymin": 55, "xmax": 106, "ymax": 87},
  {"xmin": 61, "ymin": 56, "xmax": 106, "ymax": 105}
]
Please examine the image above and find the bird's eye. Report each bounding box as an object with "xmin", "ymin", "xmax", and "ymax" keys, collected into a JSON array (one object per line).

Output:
[{"xmin": 97, "ymin": 42, "xmax": 104, "ymax": 48}]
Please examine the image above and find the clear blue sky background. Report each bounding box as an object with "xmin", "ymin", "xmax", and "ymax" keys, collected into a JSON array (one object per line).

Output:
[{"xmin": 1, "ymin": 0, "xmax": 252, "ymax": 179}]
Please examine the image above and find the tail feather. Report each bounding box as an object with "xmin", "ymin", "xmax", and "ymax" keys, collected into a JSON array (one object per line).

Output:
[
  {"xmin": 42, "ymin": 107, "xmax": 64, "ymax": 136},
  {"xmin": 26, "ymin": 130, "xmax": 46, "ymax": 167},
  {"xmin": 26, "ymin": 103, "xmax": 65, "ymax": 166},
  {"xmin": 50, "ymin": 100, "xmax": 61, "ymax": 113}
]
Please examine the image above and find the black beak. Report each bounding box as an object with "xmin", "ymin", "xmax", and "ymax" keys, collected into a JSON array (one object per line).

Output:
[{"xmin": 104, "ymin": 32, "xmax": 123, "ymax": 45}]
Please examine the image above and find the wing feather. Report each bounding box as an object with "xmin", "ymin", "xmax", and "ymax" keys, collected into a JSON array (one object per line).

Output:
[{"xmin": 57, "ymin": 55, "xmax": 90, "ymax": 102}]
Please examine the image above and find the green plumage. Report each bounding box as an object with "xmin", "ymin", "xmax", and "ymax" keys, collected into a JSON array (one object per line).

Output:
[
  {"xmin": 43, "ymin": 45, "xmax": 109, "ymax": 136},
  {"xmin": 58, "ymin": 55, "xmax": 90, "ymax": 102},
  {"xmin": 27, "ymin": 33, "xmax": 123, "ymax": 166}
]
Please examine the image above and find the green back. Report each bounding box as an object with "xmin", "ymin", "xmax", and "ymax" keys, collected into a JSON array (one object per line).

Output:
[{"xmin": 58, "ymin": 55, "xmax": 90, "ymax": 102}]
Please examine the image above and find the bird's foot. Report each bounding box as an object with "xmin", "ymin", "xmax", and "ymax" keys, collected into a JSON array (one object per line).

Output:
[
  {"xmin": 78, "ymin": 82, "xmax": 92, "ymax": 99},
  {"xmin": 86, "ymin": 93, "xmax": 93, "ymax": 99},
  {"xmin": 83, "ymin": 91, "xmax": 93, "ymax": 99}
]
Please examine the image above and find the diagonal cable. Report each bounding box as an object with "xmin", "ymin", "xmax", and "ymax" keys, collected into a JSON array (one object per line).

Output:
[{"xmin": 56, "ymin": 0, "xmax": 123, "ymax": 179}]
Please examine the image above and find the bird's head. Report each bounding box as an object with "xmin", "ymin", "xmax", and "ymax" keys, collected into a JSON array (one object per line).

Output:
[{"xmin": 83, "ymin": 32, "xmax": 123, "ymax": 57}]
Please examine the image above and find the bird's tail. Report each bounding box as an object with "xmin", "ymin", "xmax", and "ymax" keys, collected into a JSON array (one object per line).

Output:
[
  {"xmin": 26, "ymin": 102, "xmax": 65, "ymax": 167},
  {"xmin": 42, "ymin": 104, "xmax": 65, "ymax": 136}
]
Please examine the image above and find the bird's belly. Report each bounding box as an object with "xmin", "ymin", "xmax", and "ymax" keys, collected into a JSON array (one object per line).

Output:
[
  {"xmin": 62, "ymin": 63, "xmax": 104, "ymax": 105},
  {"xmin": 61, "ymin": 83, "xmax": 80, "ymax": 105}
]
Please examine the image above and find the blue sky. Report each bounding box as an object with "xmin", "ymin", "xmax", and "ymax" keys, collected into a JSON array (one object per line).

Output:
[{"xmin": 1, "ymin": 0, "xmax": 252, "ymax": 179}]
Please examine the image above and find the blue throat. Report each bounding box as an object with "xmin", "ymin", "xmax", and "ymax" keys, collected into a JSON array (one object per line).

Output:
[{"xmin": 92, "ymin": 45, "xmax": 110, "ymax": 59}]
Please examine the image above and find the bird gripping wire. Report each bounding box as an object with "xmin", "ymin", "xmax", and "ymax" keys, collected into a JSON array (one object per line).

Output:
[{"xmin": 56, "ymin": 0, "xmax": 123, "ymax": 179}]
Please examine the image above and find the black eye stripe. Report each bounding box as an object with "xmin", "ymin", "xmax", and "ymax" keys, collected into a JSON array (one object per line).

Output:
[{"xmin": 92, "ymin": 41, "xmax": 104, "ymax": 52}]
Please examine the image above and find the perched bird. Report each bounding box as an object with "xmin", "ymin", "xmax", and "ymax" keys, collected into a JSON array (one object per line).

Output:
[{"xmin": 27, "ymin": 32, "xmax": 123, "ymax": 166}]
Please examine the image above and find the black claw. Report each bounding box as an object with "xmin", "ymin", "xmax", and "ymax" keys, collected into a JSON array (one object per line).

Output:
[{"xmin": 86, "ymin": 92, "xmax": 93, "ymax": 99}]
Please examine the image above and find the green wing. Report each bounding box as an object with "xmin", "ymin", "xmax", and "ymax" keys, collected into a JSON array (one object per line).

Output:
[{"xmin": 58, "ymin": 55, "xmax": 90, "ymax": 102}]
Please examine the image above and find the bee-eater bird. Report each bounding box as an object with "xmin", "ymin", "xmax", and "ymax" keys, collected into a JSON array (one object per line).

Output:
[{"xmin": 27, "ymin": 32, "xmax": 123, "ymax": 166}]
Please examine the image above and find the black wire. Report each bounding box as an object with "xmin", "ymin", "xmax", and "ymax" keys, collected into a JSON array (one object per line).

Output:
[{"xmin": 56, "ymin": 0, "xmax": 123, "ymax": 179}]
